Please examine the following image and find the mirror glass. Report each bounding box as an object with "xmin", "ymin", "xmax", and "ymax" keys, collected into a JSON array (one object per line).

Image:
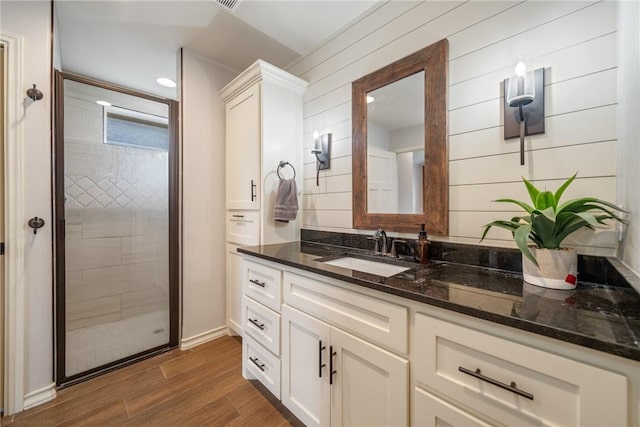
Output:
[{"xmin": 366, "ymin": 71, "xmax": 424, "ymax": 214}]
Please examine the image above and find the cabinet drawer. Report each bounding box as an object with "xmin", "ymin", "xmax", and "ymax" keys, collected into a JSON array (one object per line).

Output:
[
  {"xmin": 414, "ymin": 387, "xmax": 491, "ymax": 427},
  {"xmin": 244, "ymin": 335, "xmax": 281, "ymax": 399},
  {"xmin": 243, "ymin": 296, "xmax": 281, "ymax": 356},
  {"xmin": 284, "ymin": 271, "xmax": 408, "ymax": 354},
  {"xmin": 243, "ymin": 259, "xmax": 282, "ymax": 312},
  {"xmin": 414, "ymin": 313, "xmax": 628, "ymax": 427},
  {"xmin": 226, "ymin": 211, "xmax": 259, "ymax": 246}
]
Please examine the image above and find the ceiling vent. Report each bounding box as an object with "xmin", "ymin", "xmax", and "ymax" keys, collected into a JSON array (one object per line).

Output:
[{"xmin": 214, "ymin": 0, "xmax": 242, "ymax": 11}]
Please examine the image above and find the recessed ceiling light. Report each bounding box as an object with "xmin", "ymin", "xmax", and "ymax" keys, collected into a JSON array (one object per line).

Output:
[
  {"xmin": 96, "ymin": 100, "xmax": 111, "ymax": 106},
  {"xmin": 366, "ymin": 95, "xmax": 375, "ymax": 104},
  {"xmin": 156, "ymin": 77, "xmax": 176, "ymax": 88}
]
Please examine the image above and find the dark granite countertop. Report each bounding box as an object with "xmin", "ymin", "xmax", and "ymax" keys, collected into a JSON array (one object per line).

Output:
[{"xmin": 238, "ymin": 241, "xmax": 640, "ymax": 362}]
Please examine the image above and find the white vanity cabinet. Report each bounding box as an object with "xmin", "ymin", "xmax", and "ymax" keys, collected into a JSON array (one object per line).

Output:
[
  {"xmin": 240, "ymin": 253, "xmax": 639, "ymax": 427},
  {"xmin": 221, "ymin": 60, "xmax": 307, "ymax": 335}
]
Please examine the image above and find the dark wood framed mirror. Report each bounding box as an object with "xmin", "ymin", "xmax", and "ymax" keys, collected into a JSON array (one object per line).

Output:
[{"xmin": 352, "ymin": 38, "xmax": 448, "ymax": 234}]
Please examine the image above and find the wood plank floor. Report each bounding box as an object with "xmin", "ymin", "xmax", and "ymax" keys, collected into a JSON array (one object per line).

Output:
[{"xmin": 2, "ymin": 336, "xmax": 302, "ymax": 427}]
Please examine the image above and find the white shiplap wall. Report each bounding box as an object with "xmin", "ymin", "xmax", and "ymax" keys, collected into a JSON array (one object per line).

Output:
[{"xmin": 291, "ymin": 0, "xmax": 620, "ymax": 256}]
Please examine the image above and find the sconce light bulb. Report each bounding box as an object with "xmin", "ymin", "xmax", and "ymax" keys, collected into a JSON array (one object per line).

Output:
[
  {"xmin": 313, "ymin": 130, "xmax": 319, "ymax": 141},
  {"xmin": 366, "ymin": 95, "xmax": 375, "ymax": 104},
  {"xmin": 514, "ymin": 61, "xmax": 527, "ymax": 77}
]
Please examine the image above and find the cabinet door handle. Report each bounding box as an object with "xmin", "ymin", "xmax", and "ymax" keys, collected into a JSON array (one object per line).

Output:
[
  {"xmin": 250, "ymin": 179, "xmax": 257, "ymax": 202},
  {"xmin": 318, "ymin": 340, "xmax": 326, "ymax": 378},
  {"xmin": 329, "ymin": 345, "xmax": 337, "ymax": 385},
  {"xmin": 249, "ymin": 279, "xmax": 266, "ymax": 287},
  {"xmin": 248, "ymin": 318, "xmax": 265, "ymax": 330},
  {"xmin": 458, "ymin": 366, "xmax": 534, "ymax": 400},
  {"xmin": 249, "ymin": 356, "xmax": 266, "ymax": 372}
]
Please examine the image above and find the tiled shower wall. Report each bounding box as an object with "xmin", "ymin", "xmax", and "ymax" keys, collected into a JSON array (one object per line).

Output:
[
  {"xmin": 64, "ymin": 81, "xmax": 169, "ymax": 331},
  {"xmin": 293, "ymin": 1, "xmax": 619, "ymax": 256}
]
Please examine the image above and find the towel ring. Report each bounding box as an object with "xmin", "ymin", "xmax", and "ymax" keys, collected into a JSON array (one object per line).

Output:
[{"xmin": 277, "ymin": 161, "xmax": 296, "ymax": 180}]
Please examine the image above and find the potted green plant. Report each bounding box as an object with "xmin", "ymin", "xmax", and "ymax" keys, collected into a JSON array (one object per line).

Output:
[{"xmin": 481, "ymin": 174, "xmax": 626, "ymax": 289}]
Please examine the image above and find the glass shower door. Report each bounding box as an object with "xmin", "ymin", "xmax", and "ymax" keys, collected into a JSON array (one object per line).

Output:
[{"xmin": 58, "ymin": 75, "xmax": 177, "ymax": 381}]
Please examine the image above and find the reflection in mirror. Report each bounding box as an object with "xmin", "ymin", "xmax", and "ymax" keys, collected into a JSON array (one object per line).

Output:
[
  {"xmin": 352, "ymin": 38, "xmax": 448, "ymax": 234},
  {"xmin": 367, "ymin": 71, "xmax": 424, "ymax": 214}
]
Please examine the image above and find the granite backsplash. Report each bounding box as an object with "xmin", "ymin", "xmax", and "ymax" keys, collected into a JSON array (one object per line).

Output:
[{"xmin": 300, "ymin": 229, "xmax": 631, "ymax": 289}]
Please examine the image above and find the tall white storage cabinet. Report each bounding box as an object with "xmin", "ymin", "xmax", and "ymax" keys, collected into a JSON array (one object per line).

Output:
[{"xmin": 221, "ymin": 60, "xmax": 307, "ymax": 335}]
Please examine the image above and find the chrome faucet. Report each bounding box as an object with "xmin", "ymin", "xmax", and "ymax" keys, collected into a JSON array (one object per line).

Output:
[{"xmin": 372, "ymin": 229, "xmax": 387, "ymax": 255}]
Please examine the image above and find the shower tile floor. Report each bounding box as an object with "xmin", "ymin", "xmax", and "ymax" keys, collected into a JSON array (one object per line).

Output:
[{"xmin": 66, "ymin": 309, "xmax": 170, "ymax": 376}]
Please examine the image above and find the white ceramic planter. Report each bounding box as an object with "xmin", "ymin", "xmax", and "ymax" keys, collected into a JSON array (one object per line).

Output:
[{"xmin": 522, "ymin": 247, "xmax": 578, "ymax": 290}]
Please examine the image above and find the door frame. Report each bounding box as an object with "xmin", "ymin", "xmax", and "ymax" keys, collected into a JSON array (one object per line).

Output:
[
  {"xmin": 54, "ymin": 71, "xmax": 180, "ymax": 386},
  {"xmin": 1, "ymin": 31, "xmax": 27, "ymax": 415}
]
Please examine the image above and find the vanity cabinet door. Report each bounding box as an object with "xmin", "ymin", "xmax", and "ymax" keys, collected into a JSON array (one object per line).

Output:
[
  {"xmin": 282, "ymin": 305, "xmax": 331, "ymax": 427},
  {"xmin": 330, "ymin": 327, "xmax": 408, "ymax": 427},
  {"xmin": 226, "ymin": 82, "xmax": 260, "ymax": 210}
]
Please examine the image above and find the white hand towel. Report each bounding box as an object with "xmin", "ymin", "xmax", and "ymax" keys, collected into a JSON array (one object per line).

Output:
[{"xmin": 274, "ymin": 178, "xmax": 298, "ymax": 223}]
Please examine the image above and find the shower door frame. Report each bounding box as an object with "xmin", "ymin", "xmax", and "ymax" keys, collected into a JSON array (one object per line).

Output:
[{"xmin": 53, "ymin": 71, "xmax": 180, "ymax": 386}]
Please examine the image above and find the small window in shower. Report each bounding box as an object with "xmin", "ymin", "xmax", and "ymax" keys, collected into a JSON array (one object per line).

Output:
[{"xmin": 103, "ymin": 105, "xmax": 169, "ymax": 151}]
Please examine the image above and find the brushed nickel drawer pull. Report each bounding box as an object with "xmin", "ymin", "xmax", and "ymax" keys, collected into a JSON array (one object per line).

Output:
[
  {"xmin": 248, "ymin": 318, "xmax": 265, "ymax": 330},
  {"xmin": 249, "ymin": 356, "xmax": 265, "ymax": 372},
  {"xmin": 458, "ymin": 366, "xmax": 534, "ymax": 400},
  {"xmin": 231, "ymin": 214, "xmax": 245, "ymax": 218},
  {"xmin": 249, "ymin": 279, "xmax": 266, "ymax": 287}
]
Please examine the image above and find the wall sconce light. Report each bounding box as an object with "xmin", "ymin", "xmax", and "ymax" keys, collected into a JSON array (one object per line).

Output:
[
  {"xmin": 311, "ymin": 130, "xmax": 331, "ymax": 186},
  {"xmin": 504, "ymin": 60, "xmax": 545, "ymax": 165}
]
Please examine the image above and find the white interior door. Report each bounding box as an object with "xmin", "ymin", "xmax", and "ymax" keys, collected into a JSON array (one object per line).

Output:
[{"xmin": 367, "ymin": 147, "xmax": 397, "ymax": 213}]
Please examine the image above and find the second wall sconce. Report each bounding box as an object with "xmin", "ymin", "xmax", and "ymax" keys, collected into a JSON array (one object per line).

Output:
[
  {"xmin": 504, "ymin": 61, "xmax": 545, "ymax": 165},
  {"xmin": 311, "ymin": 130, "xmax": 331, "ymax": 186}
]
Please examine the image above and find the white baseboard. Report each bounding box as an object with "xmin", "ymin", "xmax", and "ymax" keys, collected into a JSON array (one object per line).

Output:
[
  {"xmin": 180, "ymin": 325, "xmax": 228, "ymax": 350},
  {"xmin": 227, "ymin": 319, "xmax": 243, "ymax": 337},
  {"xmin": 23, "ymin": 382, "xmax": 56, "ymax": 411}
]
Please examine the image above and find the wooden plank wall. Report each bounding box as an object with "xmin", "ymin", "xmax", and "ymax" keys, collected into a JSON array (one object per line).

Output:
[{"xmin": 290, "ymin": 0, "xmax": 619, "ymax": 256}]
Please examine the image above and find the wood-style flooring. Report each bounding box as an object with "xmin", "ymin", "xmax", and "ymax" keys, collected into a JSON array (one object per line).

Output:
[{"xmin": 2, "ymin": 336, "xmax": 301, "ymax": 426}]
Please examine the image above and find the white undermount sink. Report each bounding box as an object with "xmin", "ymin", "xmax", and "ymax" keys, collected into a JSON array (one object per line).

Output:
[{"xmin": 322, "ymin": 256, "xmax": 409, "ymax": 277}]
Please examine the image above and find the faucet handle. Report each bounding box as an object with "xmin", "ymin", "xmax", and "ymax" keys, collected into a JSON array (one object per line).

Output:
[{"xmin": 390, "ymin": 239, "xmax": 407, "ymax": 258}]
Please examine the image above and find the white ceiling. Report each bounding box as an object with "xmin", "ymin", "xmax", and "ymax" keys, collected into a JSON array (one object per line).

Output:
[
  {"xmin": 368, "ymin": 71, "xmax": 424, "ymax": 131},
  {"xmin": 55, "ymin": 0, "xmax": 379, "ymax": 99}
]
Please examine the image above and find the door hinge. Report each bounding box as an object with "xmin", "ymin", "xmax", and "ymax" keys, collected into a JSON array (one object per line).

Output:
[{"xmin": 0, "ymin": 242, "xmax": 4, "ymax": 255}]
